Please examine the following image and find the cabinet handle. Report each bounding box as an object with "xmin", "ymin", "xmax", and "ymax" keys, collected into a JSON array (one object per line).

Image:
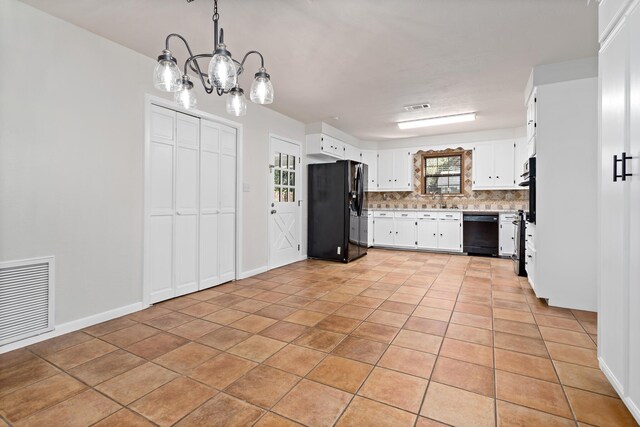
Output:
[{"xmin": 614, "ymin": 152, "xmax": 632, "ymax": 182}]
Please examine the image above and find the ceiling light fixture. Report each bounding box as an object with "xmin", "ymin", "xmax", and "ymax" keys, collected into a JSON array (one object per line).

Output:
[
  {"xmin": 398, "ymin": 113, "xmax": 477, "ymax": 130},
  {"xmin": 152, "ymin": 0, "xmax": 274, "ymax": 114}
]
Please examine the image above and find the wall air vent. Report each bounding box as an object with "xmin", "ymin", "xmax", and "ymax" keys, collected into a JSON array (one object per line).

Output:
[
  {"xmin": 403, "ymin": 103, "xmax": 431, "ymax": 112},
  {"xmin": 0, "ymin": 256, "xmax": 55, "ymax": 346}
]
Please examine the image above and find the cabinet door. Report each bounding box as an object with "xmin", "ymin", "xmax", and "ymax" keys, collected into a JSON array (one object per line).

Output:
[
  {"xmin": 438, "ymin": 220, "xmax": 461, "ymax": 251},
  {"xmin": 514, "ymin": 137, "xmax": 528, "ymax": 179},
  {"xmin": 417, "ymin": 218, "xmax": 438, "ymax": 249},
  {"xmin": 332, "ymin": 138, "xmax": 345, "ymax": 159},
  {"xmin": 493, "ymin": 141, "xmax": 516, "ymax": 187},
  {"xmin": 344, "ymin": 144, "xmax": 360, "ymax": 162},
  {"xmin": 394, "ymin": 219, "xmax": 416, "ymax": 247},
  {"xmin": 393, "ymin": 150, "xmax": 412, "ymax": 190},
  {"xmin": 377, "ymin": 151, "xmax": 394, "ymax": 190},
  {"xmin": 472, "ymin": 144, "xmax": 494, "ymax": 188},
  {"xmin": 374, "ymin": 217, "xmax": 394, "ymax": 246},
  {"xmin": 527, "ymin": 93, "xmax": 537, "ymax": 143},
  {"xmin": 599, "ymin": 21, "xmax": 629, "ymax": 387},
  {"xmin": 361, "ymin": 150, "xmax": 378, "ymax": 190},
  {"xmin": 499, "ymin": 221, "xmax": 516, "ymax": 256}
]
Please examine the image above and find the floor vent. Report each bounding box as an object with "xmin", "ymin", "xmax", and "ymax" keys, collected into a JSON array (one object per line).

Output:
[{"xmin": 0, "ymin": 256, "xmax": 54, "ymax": 346}]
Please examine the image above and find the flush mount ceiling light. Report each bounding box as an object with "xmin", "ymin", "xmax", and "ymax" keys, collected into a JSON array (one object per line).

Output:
[
  {"xmin": 397, "ymin": 113, "xmax": 477, "ymax": 130},
  {"xmin": 152, "ymin": 0, "xmax": 274, "ymax": 115}
]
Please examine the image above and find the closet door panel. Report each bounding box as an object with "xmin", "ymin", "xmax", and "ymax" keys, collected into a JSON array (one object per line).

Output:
[
  {"xmin": 219, "ymin": 213, "xmax": 235, "ymax": 281},
  {"xmin": 148, "ymin": 106, "xmax": 176, "ymax": 303},
  {"xmin": 200, "ymin": 215, "xmax": 219, "ymax": 288},
  {"xmin": 220, "ymin": 127, "xmax": 237, "ymax": 213},
  {"xmin": 627, "ymin": 3, "xmax": 640, "ymax": 410},
  {"xmin": 150, "ymin": 143, "xmax": 174, "ymax": 211},
  {"xmin": 150, "ymin": 216, "xmax": 174, "ymax": 301},
  {"xmin": 176, "ymin": 148, "xmax": 198, "ymax": 210},
  {"xmin": 200, "ymin": 120, "xmax": 221, "ymax": 289},
  {"xmin": 175, "ymin": 114, "xmax": 199, "ymax": 295}
]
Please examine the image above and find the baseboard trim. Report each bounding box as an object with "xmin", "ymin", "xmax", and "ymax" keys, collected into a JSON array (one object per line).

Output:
[
  {"xmin": 0, "ymin": 301, "xmax": 147, "ymax": 354},
  {"xmin": 599, "ymin": 357, "xmax": 640, "ymax": 423},
  {"xmin": 238, "ymin": 266, "xmax": 269, "ymax": 279},
  {"xmin": 599, "ymin": 356, "xmax": 625, "ymax": 396}
]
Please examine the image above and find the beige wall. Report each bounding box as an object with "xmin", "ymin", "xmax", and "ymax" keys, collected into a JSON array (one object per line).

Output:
[{"xmin": 0, "ymin": 0, "xmax": 306, "ymax": 325}]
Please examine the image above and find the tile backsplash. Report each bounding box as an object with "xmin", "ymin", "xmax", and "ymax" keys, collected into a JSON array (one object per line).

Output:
[{"xmin": 366, "ymin": 148, "xmax": 529, "ymax": 211}]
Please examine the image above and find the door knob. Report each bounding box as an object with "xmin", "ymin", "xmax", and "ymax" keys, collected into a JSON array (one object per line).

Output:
[{"xmin": 270, "ymin": 209, "xmax": 277, "ymax": 214}]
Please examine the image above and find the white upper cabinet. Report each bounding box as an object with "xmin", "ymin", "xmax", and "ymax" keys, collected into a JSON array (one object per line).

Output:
[
  {"xmin": 472, "ymin": 144, "xmax": 495, "ymax": 188},
  {"xmin": 472, "ymin": 140, "xmax": 516, "ymax": 189},
  {"xmin": 377, "ymin": 151, "xmax": 395, "ymax": 190},
  {"xmin": 306, "ymin": 133, "xmax": 345, "ymax": 159},
  {"xmin": 344, "ymin": 144, "xmax": 361, "ymax": 162},
  {"xmin": 361, "ymin": 150, "xmax": 377, "ymax": 190},
  {"xmin": 377, "ymin": 150, "xmax": 412, "ymax": 191}
]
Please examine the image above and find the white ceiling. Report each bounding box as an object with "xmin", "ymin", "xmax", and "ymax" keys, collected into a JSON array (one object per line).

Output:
[{"xmin": 21, "ymin": 0, "xmax": 598, "ymax": 140}]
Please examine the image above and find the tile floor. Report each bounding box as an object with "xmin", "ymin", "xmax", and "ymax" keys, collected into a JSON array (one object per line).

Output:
[{"xmin": 0, "ymin": 249, "xmax": 638, "ymax": 426}]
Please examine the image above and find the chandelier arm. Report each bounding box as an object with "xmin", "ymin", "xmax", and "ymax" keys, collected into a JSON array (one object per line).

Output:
[
  {"xmin": 239, "ymin": 50, "xmax": 265, "ymax": 69},
  {"xmin": 165, "ymin": 33, "xmax": 211, "ymax": 84}
]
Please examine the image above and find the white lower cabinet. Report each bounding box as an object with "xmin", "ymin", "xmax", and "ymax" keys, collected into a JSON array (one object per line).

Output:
[
  {"xmin": 373, "ymin": 211, "xmax": 462, "ymax": 252},
  {"xmin": 373, "ymin": 214, "xmax": 394, "ymax": 246},
  {"xmin": 417, "ymin": 218, "xmax": 438, "ymax": 250},
  {"xmin": 394, "ymin": 212, "xmax": 417, "ymax": 247},
  {"xmin": 499, "ymin": 213, "xmax": 517, "ymax": 257},
  {"xmin": 437, "ymin": 216, "xmax": 462, "ymax": 252}
]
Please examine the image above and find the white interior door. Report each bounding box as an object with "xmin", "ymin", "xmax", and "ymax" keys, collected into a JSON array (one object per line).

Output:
[
  {"xmin": 269, "ymin": 137, "xmax": 301, "ymax": 269},
  {"xmin": 148, "ymin": 105, "xmax": 176, "ymax": 303},
  {"xmin": 199, "ymin": 120, "xmax": 221, "ymax": 290},
  {"xmin": 175, "ymin": 113, "xmax": 200, "ymax": 296}
]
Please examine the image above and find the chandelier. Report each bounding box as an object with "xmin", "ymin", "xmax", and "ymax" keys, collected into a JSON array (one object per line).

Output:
[{"xmin": 152, "ymin": 0, "xmax": 274, "ymax": 115}]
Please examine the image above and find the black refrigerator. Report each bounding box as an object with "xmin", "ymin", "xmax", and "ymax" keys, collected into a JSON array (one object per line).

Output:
[{"xmin": 308, "ymin": 160, "xmax": 368, "ymax": 263}]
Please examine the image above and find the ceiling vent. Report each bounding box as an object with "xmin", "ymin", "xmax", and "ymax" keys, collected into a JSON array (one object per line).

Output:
[
  {"xmin": 0, "ymin": 256, "xmax": 55, "ymax": 346},
  {"xmin": 403, "ymin": 103, "xmax": 431, "ymax": 112}
]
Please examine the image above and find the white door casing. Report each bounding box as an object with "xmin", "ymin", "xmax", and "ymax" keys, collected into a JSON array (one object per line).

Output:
[{"xmin": 269, "ymin": 136, "xmax": 301, "ymax": 269}]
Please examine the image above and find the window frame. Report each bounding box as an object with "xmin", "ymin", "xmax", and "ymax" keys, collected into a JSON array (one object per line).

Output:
[{"xmin": 420, "ymin": 150, "xmax": 465, "ymax": 195}]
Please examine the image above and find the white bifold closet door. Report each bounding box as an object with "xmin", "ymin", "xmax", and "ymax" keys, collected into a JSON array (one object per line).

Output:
[
  {"xmin": 199, "ymin": 119, "xmax": 237, "ymax": 288},
  {"xmin": 147, "ymin": 105, "xmax": 236, "ymax": 304}
]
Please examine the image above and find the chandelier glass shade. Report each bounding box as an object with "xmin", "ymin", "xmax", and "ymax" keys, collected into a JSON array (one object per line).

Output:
[{"xmin": 153, "ymin": 0, "xmax": 273, "ymax": 113}]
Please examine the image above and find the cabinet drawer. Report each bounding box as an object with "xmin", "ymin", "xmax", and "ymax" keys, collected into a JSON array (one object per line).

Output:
[
  {"xmin": 525, "ymin": 223, "xmax": 536, "ymax": 249},
  {"xmin": 438, "ymin": 212, "xmax": 462, "ymax": 221},
  {"xmin": 394, "ymin": 211, "xmax": 417, "ymax": 219},
  {"xmin": 374, "ymin": 211, "xmax": 393, "ymax": 218},
  {"xmin": 417, "ymin": 211, "xmax": 438, "ymax": 219},
  {"xmin": 500, "ymin": 213, "xmax": 517, "ymax": 222}
]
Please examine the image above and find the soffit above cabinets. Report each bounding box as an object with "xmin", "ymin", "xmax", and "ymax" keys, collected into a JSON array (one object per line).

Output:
[{"xmin": 21, "ymin": 0, "xmax": 598, "ymax": 140}]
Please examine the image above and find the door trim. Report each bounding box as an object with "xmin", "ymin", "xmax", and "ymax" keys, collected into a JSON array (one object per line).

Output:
[
  {"xmin": 267, "ymin": 133, "xmax": 304, "ymax": 270},
  {"xmin": 143, "ymin": 94, "xmax": 243, "ymax": 307}
]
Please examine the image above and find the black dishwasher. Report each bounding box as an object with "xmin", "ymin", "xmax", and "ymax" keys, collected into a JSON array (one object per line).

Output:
[{"xmin": 463, "ymin": 213, "xmax": 499, "ymax": 256}]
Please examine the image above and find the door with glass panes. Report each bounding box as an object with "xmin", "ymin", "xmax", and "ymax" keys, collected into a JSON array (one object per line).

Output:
[{"xmin": 269, "ymin": 137, "xmax": 301, "ymax": 268}]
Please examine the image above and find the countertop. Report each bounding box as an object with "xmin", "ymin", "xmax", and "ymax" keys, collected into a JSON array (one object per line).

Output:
[{"xmin": 368, "ymin": 207, "xmax": 520, "ymax": 213}]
